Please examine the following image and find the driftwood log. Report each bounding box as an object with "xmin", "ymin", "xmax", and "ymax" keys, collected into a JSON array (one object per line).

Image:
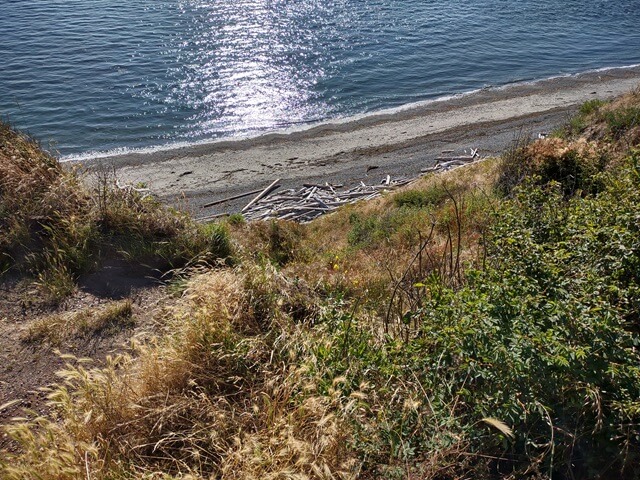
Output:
[
  {"xmin": 422, "ymin": 148, "xmax": 481, "ymax": 173},
  {"xmin": 202, "ymin": 188, "xmax": 264, "ymax": 209},
  {"xmin": 241, "ymin": 178, "xmax": 282, "ymax": 213}
]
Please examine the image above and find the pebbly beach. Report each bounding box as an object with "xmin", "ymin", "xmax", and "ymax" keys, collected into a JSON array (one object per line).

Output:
[{"xmin": 82, "ymin": 66, "xmax": 640, "ymax": 218}]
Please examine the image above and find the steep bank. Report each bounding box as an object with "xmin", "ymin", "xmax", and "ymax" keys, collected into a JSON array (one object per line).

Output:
[{"xmin": 2, "ymin": 87, "xmax": 640, "ymax": 479}]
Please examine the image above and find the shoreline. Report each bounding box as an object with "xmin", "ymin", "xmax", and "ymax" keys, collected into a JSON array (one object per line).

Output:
[
  {"xmin": 81, "ymin": 66, "xmax": 640, "ymax": 217},
  {"xmin": 67, "ymin": 64, "xmax": 640, "ymax": 164}
]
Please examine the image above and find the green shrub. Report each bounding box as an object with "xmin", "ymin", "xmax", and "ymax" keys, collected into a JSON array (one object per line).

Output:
[
  {"xmin": 305, "ymin": 153, "xmax": 640, "ymax": 478},
  {"xmin": 227, "ymin": 213, "xmax": 246, "ymax": 226},
  {"xmin": 412, "ymin": 156, "xmax": 640, "ymax": 477},
  {"xmin": 559, "ymin": 99, "xmax": 607, "ymax": 138},
  {"xmin": 200, "ymin": 222, "xmax": 233, "ymax": 260},
  {"xmin": 347, "ymin": 213, "xmax": 382, "ymax": 248},
  {"xmin": 393, "ymin": 184, "xmax": 448, "ymax": 208},
  {"xmin": 537, "ymin": 147, "xmax": 606, "ymax": 196},
  {"xmin": 579, "ymin": 98, "xmax": 606, "ymax": 117},
  {"xmin": 605, "ymin": 106, "xmax": 640, "ymax": 139}
]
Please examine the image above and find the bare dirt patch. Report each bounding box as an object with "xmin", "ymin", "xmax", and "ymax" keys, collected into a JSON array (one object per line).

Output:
[{"xmin": 0, "ymin": 266, "xmax": 170, "ymax": 451}]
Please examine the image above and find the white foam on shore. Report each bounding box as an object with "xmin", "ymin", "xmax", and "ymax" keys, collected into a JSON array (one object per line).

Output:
[{"xmin": 61, "ymin": 63, "xmax": 640, "ymax": 164}]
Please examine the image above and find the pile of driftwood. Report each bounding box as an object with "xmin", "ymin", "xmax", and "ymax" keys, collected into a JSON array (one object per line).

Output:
[
  {"xmin": 199, "ymin": 148, "xmax": 482, "ymax": 223},
  {"xmin": 421, "ymin": 148, "xmax": 479, "ymax": 174},
  {"xmin": 236, "ymin": 176, "xmax": 412, "ymax": 223}
]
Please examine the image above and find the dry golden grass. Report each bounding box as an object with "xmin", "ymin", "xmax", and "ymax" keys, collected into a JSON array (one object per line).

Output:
[
  {"xmin": 23, "ymin": 300, "xmax": 134, "ymax": 345},
  {"xmin": 524, "ymin": 137, "xmax": 597, "ymax": 165},
  {"xmin": 2, "ymin": 266, "xmax": 357, "ymax": 479},
  {"xmin": 0, "ymin": 122, "xmax": 73, "ymax": 211},
  {"xmin": 0, "ymin": 123, "xmax": 87, "ymax": 267},
  {"xmin": 0, "ymin": 121, "xmax": 232, "ymax": 303}
]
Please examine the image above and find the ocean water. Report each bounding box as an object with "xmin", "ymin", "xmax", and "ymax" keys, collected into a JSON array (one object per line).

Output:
[{"xmin": 1, "ymin": 0, "xmax": 639, "ymax": 159}]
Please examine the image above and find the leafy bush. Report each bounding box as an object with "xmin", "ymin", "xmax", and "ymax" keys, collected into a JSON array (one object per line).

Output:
[
  {"xmin": 393, "ymin": 184, "xmax": 449, "ymax": 208},
  {"xmin": 494, "ymin": 134, "xmax": 533, "ymax": 195},
  {"xmin": 307, "ymin": 153, "xmax": 640, "ymax": 478},
  {"xmin": 411, "ymin": 155, "xmax": 640, "ymax": 477}
]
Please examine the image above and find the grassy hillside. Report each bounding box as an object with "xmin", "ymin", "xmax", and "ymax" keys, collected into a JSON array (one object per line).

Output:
[
  {"xmin": 0, "ymin": 122, "xmax": 230, "ymax": 302},
  {"xmin": 1, "ymin": 88, "xmax": 640, "ymax": 479}
]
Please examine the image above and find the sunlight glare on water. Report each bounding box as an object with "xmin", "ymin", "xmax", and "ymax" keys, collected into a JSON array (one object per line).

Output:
[{"xmin": 174, "ymin": 0, "xmax": 331, "ymax": 136}]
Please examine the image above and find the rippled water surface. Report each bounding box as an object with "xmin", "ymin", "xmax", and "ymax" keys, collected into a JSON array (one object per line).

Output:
[{"xmin": 1, "ymin": 0, "xmax": 640, "ymax": 158}]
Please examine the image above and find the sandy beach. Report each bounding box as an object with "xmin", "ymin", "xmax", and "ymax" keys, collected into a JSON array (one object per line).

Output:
[{"xmin": 84, "ymin": 66, "xmax": 640, "ymax": 217}]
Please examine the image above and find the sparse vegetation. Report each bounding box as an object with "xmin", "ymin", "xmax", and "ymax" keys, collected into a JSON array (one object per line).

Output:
[
  {"xmin": 562, "ymin": 98, "xmax": 607, "ymax": 136},
  {"xmin": 558, "ymin": 87, "xmax": 640, "ymax": 146},
  {"xmin": 3, "ymin": 90, "xmax": 640, "ymax": 479},
  {"xmin": 497, "ymin": 135, "xmax": 608, "ymax": 197}
]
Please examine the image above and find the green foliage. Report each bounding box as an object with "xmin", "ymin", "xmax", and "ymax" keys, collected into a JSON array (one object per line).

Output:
[
  {"xmin": 412, "ymin": 157, "xmax": 640, "ymax": 476},
  {"xmin": 347, "ymin": 208, "xmax": 432, "ymax": 250},
  {"xmin": 300, "ymin": 297, "xmax": 472, "ymax": 476},
  {"xmin": 167, "ymin": 221, "xmax": 234, "ymax": 266},
  {"xmin": 200, "ymin": 222, "xmax": 233, "ymax": 260},
  {"xmin": 560, "ymin": 99, "xmax": 607, "ymax": 138},
  {"xmin": 265, "ymin": 220, "xmax": 304, "ymax": 266},
  {"xmin": 226, "ymin": 213, "xmax": 246, "ymax": 226},
  {"xmin": 302, "ymin": 154, "xmax": 640, "ymax": 477},
  {"xmin": 579, "ymin": 98, "xmax": 606, "ymax": 117},
  {"xmin": 393, "ymin": 184, "xmax": 448, "ymax": 208},
  {"xmin": 604, "ymin": 106, "xmax": 640, "ymax": 139},
  {"xmin": 347, "ymin": 212, "xmax": 384, "ymax": 248},
  {"xmin": 537, "ymin": 147, "xmax": 607, "ymax": 196},
  {"xmin": 558, "ymin": 97, "xmax": 639, "ymax": 143}
]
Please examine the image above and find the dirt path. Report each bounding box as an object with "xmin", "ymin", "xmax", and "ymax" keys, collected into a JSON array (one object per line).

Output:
[{"xmin": 0, "ymin": 265, "xmax": 169, "ymax": 450}]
